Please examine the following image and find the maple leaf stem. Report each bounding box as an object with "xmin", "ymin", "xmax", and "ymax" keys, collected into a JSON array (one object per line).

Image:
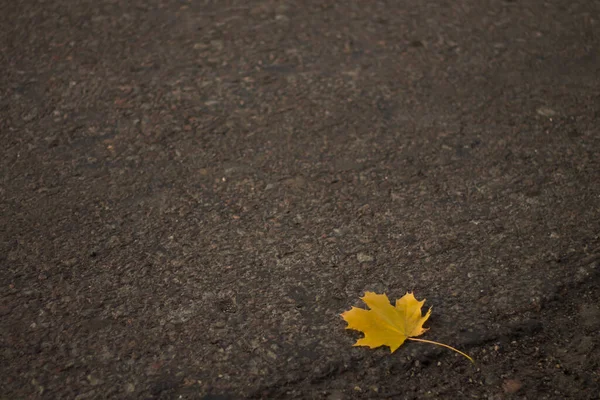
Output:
[{"xmin": 407, "ymin": 338, "xmax": 474, "ymax": 363}]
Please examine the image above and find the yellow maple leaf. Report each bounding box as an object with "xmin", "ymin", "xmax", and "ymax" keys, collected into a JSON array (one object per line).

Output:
[{"xmin": 341, "ymin": 292, "xmax": 473, "ymax": 362}]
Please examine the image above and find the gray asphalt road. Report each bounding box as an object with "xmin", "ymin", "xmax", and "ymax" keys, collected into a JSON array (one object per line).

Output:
[{"xmin": 2, "ymin": 0, "xmax": 599, "ymax": 398}]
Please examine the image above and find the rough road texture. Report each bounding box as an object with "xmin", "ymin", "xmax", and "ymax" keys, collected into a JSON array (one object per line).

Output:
[{"xmin": 1, "ymin": 0, "xmax": 599, "ymax": 399}]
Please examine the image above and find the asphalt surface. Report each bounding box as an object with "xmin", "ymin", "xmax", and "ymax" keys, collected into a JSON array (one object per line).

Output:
[{"xmin": 1, "ymin": 0, "xmax": 600, "ymax": 399}]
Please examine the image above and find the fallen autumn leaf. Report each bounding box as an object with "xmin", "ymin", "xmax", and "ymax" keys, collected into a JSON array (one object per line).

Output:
[{"xmin": 341, "ymin": 292, "xmax": 473, "ymax": 363}]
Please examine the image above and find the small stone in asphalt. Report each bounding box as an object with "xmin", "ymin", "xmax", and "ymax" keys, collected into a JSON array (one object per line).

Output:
[{"xmin": 357, "ymin": 253, "xmax": 374, "ymax": 263}]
